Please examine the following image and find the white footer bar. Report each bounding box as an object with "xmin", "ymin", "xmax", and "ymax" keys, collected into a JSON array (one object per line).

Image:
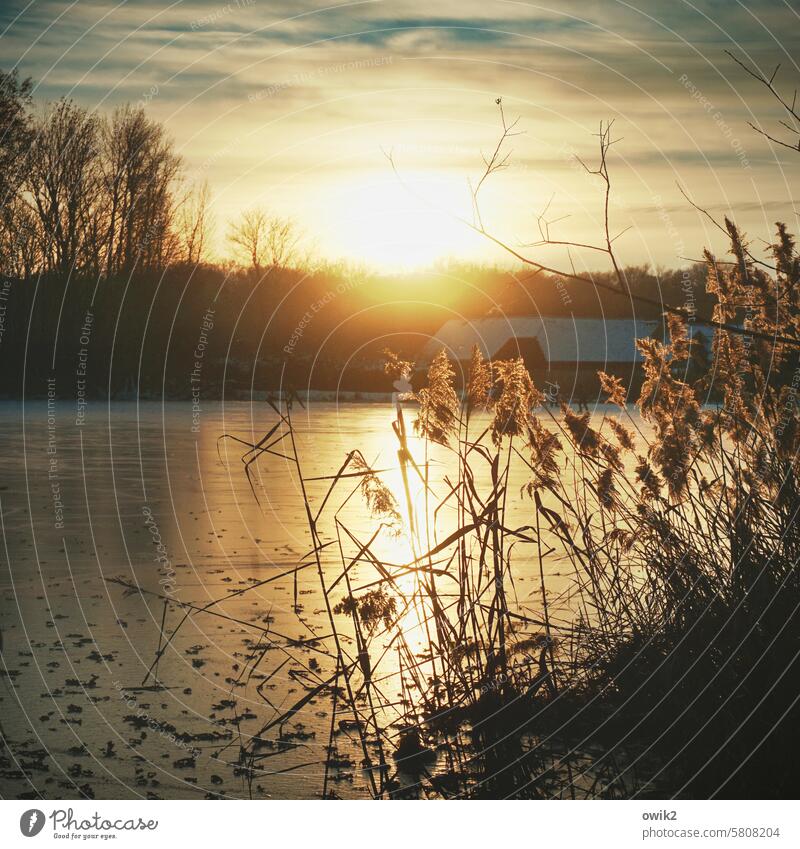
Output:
[{"xmin": 2, "ymin": 799, "xmax": 795, "ymax": 848}]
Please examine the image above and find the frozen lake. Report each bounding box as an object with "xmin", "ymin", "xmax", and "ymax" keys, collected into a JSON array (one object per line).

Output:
[{"xmin": 0, "ymin": 400, "xmax": 635, "ymax": 799}]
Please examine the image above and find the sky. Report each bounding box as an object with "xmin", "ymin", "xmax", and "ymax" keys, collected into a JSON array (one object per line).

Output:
[{"xmin": 1, "ymin": 0, "xmax": 799, "ymax": 271}]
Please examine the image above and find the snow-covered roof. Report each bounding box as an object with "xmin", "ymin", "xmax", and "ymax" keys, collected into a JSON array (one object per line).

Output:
[{"xmin": 419, "ymin": 317, "xmax": 661, "ymax": 366}]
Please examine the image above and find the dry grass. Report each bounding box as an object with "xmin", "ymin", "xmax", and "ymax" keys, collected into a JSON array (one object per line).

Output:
[{"xmin": 124, "ymin": 218, "xmax": 800, "ymax": 799}]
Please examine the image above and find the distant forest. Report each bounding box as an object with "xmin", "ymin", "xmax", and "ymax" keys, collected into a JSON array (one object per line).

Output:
[{"xmin": 0, "ymin": 69, "xmax": 712, "ymax": 399}]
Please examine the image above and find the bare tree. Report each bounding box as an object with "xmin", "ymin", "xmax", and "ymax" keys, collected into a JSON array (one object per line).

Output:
[
  {"xmin": 0, "ymin": 195, "xmax": 41, "ymax": 279},
  {"xmin": 178, "ymin": 180, "xmax": 213, "ymax": 265},
  {"xmin": 25, "ymin": 98, "xmax": 100, "ymax": 276},
  {"xmin": 264, "ymin": 214, "xmax": 301, "ymax": 268},
  {"xmin": 0, "ymin": 71, "xmax": 34, "ymax": 277},
  {"xmin": 227, "ymin": 206, "xmax": 267, "ymax": 270},
  {"xmin": 0, "ymin": 74, "xmax": 39, "ymax": 279},
  {"xmin": 0, "ymin": 70, "xmax": 33, "ymax": 223},
  {"xmin": 227, "ymin": 206, "xmax": 300, "ymax": 270},
  {"xmin": 100, "ymin": 104, "xmax": 181, "ymax": 276}
]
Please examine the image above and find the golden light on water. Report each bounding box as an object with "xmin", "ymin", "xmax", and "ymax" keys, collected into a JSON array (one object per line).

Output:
[{"xmin": 352, "ymin": 424, "xmax": 444, "ymax": 655}]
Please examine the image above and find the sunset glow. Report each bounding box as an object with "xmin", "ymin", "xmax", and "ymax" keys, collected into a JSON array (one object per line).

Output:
[
  {"xmin": 326, "ymin": 170, "xmax": 483, "ymax": 269},
  {"xmin": 3, "ymin": 1, "xmax": 796, "ymax": 271}
]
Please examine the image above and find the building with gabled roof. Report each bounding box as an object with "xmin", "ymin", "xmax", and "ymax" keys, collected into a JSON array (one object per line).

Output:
[
  {"xmin": 420, "ymin": 316, "xmax": 658, "ymax": 365},
  {"xmin": 418, "ymin": 316, "xmax": 666, "ymax": 401}
]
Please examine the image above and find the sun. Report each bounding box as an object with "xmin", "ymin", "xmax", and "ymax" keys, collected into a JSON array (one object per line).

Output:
[{"xmin": 326, "ymin": 169, "xmax": 485, "ymax": 270}]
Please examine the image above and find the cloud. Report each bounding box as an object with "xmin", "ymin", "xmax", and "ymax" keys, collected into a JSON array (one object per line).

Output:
[{"xmin": 1, "ymin": 0, "xmax": 797, "ymax": 266}]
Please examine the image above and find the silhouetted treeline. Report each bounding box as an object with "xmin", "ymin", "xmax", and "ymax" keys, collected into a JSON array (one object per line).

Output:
[
  {"xmin": 497, "ymin": 262, "xmax": 715, "ymax": 321},
  {"xmin": 0, "ymin": 262, "xmax": 719, "ymax": 399},
  {"xmin": 0, "ymin": 68, "xmax": 715, "ymax": 398}
]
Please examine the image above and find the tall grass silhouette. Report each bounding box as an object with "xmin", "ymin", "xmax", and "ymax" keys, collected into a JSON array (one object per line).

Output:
[{"xmin": 180, "ymin": 216, "xmax": 799, "ymax": 798}]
